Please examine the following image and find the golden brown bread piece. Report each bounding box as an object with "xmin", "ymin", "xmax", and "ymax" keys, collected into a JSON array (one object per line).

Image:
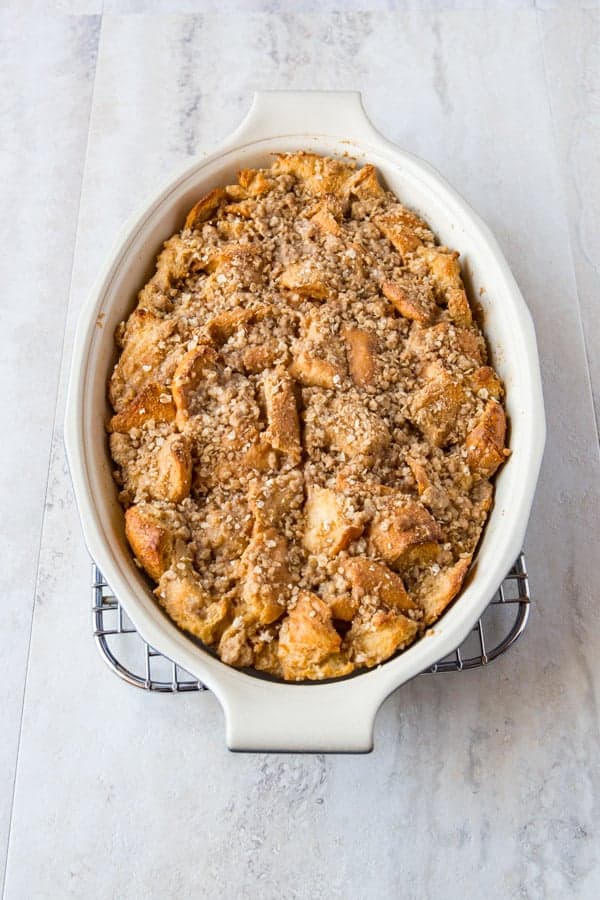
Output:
[
  {"xmin": 272, "ymin": 151, "xmax": 354, "ymax": 197},
  {"xmin": 156, "ymin": 434, "xmax": 192, "ymax": 503},
  {"xmin": 238, "ymin": 526, "xmax": 291, "ymax": 625},
  {"xmin": 184, "ymin": 188, "xmax": 226, "ymax": 230},
  {"xmin": 109, "ymin": 308, "xmax": 179, "ymax": 411},
  {"xmin": 303, "ymin": 486, "xmax": 364, "ymax": 557},
  {"xmin": 280, "ymin": 260, "xmax": 330, "ymax": 300},
  {"xmin": 344, "ymin": 164, "xmax": 386, "ymax": 200},
  {"xmin": 417, "ymin": 557, "xmax": 472, "ymax": 625},
  {"xmin": 409, "ymin": 368, "xmax": 470, "ymax": 448},
  {"xmin": 289, "ymin": 350, "xmax": 343, "ymax": 390},
  {"xmin": 407, "ymin": 321, "xmax": 486, "ymax": 368},
  {"xmin": 238, "ymin": 168, "xmax": 277, "ymax": 196},
  {"xmin": 469, "ymin": 366, "xmax": 504, "ymax": 401},
  {"xmin": 304, "ymin": 196, "xmax": 344, "ymax": 236},
  {"xmin": 247, "ymin": 470, "xmax": 304, "ymax": 530},
  {"xmin": 346, "ymin": 610, "xmax": 418, "ymax": 668},
  {"xmin": 262, "ymin": 368, "xmax": 301, "ymax": 462},
  {"xmin": 339, "ymin": 557, "xmax": 417, "ymax": 614},
  {"xmin": 381, "ymin": 279, "xmax": 437, "ymax": 325},
  {"xmin": 109, "ymin": 382, "xmax": 176, "ymax": 433},
  {"xmin": 156, "ymin": 563, "xmax": 230, "ymax": 644},
  {"xmin": 417, "ymin": 245, "xmax": 473, "ymax": 326},
  {"xmin": 369, "ymin": 498, "xmax": 444, "ymax": 569},
  {"xmin": 374, "ymin": 204, "xmax": 434, "ymax": 258},
  {"xmin": 124, "ymin": 504, "xmax": 177, "ymax": 581},
  {"xmin": 343, "ymin": 326, "xmax": 378, "ymax": 388},
  {"xmin": 278, "ymin": 592, "xmax": 353, "ymax": 681},
  {"xmin": 171, "ymin": 344, "xmax": 218, "ymax": 429},
  {"xmin": 465, "ymin": 400, "xmax": 510, "ymax": 477},
  {"xmin": 325, "ymin": 395, "xmax": 391, "ymax": 461}
]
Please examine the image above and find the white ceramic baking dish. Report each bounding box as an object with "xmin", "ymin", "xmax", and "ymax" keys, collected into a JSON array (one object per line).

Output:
[{"xmin": 65, "ymin": 91, "xmax": 545, "ymax": 753}]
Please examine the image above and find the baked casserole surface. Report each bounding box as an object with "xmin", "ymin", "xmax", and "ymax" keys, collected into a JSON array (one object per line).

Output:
[{"xmin": 107, "ymin": 152, "xmax": 510, "ymax": 681}]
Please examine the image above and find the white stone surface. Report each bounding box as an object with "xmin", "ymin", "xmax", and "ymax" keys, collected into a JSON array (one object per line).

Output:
[
  {"xmin": 2, "ymin": 6, "xmax": 600, "ymax": 900},
  {"xmin": 0, "ymin": 10, "xmax": 99, "ymax": 889},
  {"xmin": 541, "ymin": 8, "xmax": 600, "ymax": 425}
]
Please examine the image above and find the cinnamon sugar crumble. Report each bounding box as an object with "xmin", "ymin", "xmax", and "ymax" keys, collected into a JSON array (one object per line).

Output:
[{"xmin": 107, "ymin": 152, "xmax": 510, "ymax": 681}]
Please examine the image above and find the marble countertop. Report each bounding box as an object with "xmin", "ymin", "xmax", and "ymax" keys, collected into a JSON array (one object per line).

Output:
[{"xmin": 2, "ymin": 3, "xmax": 599, "ymax": 898}]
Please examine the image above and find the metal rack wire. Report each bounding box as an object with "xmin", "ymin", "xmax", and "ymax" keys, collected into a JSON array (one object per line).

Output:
[{"xmin": 92, "ymin": 552, "xmax": 530, "ymax": 691}]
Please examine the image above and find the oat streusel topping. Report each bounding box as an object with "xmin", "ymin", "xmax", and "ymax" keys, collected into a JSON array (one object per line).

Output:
[{"xmin": 108, "ymin": 152, "xmax": 510, "ymax": 681}]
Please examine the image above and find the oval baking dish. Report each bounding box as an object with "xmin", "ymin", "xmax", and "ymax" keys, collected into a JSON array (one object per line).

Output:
[{"xmin": 65, "ymin": 91, "xmax": 545, "ymax": 752}]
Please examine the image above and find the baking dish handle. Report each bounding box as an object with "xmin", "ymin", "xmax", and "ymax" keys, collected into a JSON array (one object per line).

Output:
[
  {"xmin": 217, "ymin": 675, "xmax": 384, "ymax": 754},
  {"xmin": 229, "ymin": 90, "xmax": 383, "ymax": 145}
]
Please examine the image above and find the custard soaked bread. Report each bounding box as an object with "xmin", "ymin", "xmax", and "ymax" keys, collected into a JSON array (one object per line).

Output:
[{"xmin": 108, "ymin": 152, "xmax": 510, "ymax": 681}]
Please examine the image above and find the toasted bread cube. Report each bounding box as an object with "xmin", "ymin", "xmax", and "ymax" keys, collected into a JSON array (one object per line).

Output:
[
  {"xmin": 369, "ymin": 499, "xmax": 444, "ymax": 569},
  {"xmin": 343, "ymin": 327, "xmax": 378, "ymax": 388},
  {"xmin": 410, "ymin": 369, "xmax": 470, "ymax": 447},
  {"xmin": 334, "ymin": 468, "xmax": 397, "ymax": 497},
  {"xmin": 327, "ymin": 593, "xmax": 359, "ymax": 622},
  {"xmin": 156, "ymin": 434, "xmax": 192, "ymax": 503},
  {"xmin": 224, "ymin": 183, "xmax": 247, "ymax": 200},
  {"xmin": 109, "ymin": 308, "xmax": 178, "ymax": 410},
  {"xmin": 204, "ymin": 304, "xmax": 276, "ymax": 345},
  {"xmin": 346, "ymin": 610, "xmax": 418, "ymax": 667},
  {"xmin": 272, "ymin": 152, "xmax": 354, "ymax": 197},
  {"xmin": 289, "ymin": 350, "xmax": 343, "ymax": 390},
  {"xmin": 278, "ymin": 591, "xmax": 353, "ymax": 681},
  {"xmin": 156, "ymin": 564, "xmax": 230, "ymax": 644},
  {"xmin": 419, "ymin": 557, "xmax": 472, "ymax": 625},
  {"xmin": 280, "ymin": 260, "xmax": 329, "ymax": 300},
  {"xmin": 417, "ymin": 246, "xmax": 473, "ymax": 325},
  {"xmin": 263, "ymin": 368, "xmax": 301, "ymax": 461},
  {"xmin": 206, "ymin": 243, "xmax": 264, "ymax": 291},
  {"xmin": 216, "ymin": 218, "xmax": 246, "ymax": 241},
  {"xmin": 212, "ymin": 437, "xmax": 278, "ymax": 487},
  {"xmin": 239, "ymin": 527, "xmax": 291, "ymax": 625},
  {"xmin": 125, "ymin": 503, "xmax": 177, "ymax": 580},
  {"xmin": 326, "ymin": 396, "xmax": 391, "ymax": 461},
  {"xmin": 381, "ymin": 279, "xmax": 437, "ymax": 325},
  {"xmin": 204, "ymin": 308, "xmax": 256, "ymax": 344},
  {"xmin": 238, "ymin": 168, "xmax": 276, "ymax": 196},
  {"xmin": 465, "ymin": 400, "xmax": 510, "ymax": 477},
  {"xmin": 303, "ymin": 486, "xmax": 364, "ymax": 557},
  {"xmin": 184, "ymin": 188, "xmax": 225, "ymax": 230},
  {"xmin": 109, "ymin": 382, "xmax": 176, "ymax": 433},
  {"xmin": 289, "ymin": 309, "xmax": 347, "ymax": 388},
  {"xmin": 339, "ymin": 557, "xmax": 417, "ymax": 613},
  {"xmin": 407, "ymin": 321, "xmax": 485, "ymax": 368},
  {"xmin": 417, "ymin": 245, "xmax": 462, "ymax": 292},
  {"xmin": 154, "ymin": 234, "xmax": 198, "ymax": 288},
  {"xmin": 222, "ymin": 198, "xmax": 256, "ymax": 218},
  {"xmin": 374, "ymin": 205, "xmax": 434, "ymax": 258},
  {"xmin": 305, "ymin": 196, "xmax": 343, "ymax": 236},
  {"xmin": 242, "ymin": 343, "xmax": 284, "ymax": 373},
  {"xmin": 470, "ymin": 366, "xmax": 503, "ymax": 401},
  {"xmin": 247, "ymin": 470, "xmax": 304, "ymax": 529},
  {"xmin": 171, "ymin": 344, "xmax": 218, "ymax": 428},
  {"xmin": 345, "ymin": 164, "xmax": 386, "ymax": 200},
  {"xmin": 447, "ymin": 288, "xmax": 473, "ymax": 327}
]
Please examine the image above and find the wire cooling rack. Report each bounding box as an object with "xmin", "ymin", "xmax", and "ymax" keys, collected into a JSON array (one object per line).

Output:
[{"xmin": 92, "ymin": 552, "xmax": 529, "ymax": 691}]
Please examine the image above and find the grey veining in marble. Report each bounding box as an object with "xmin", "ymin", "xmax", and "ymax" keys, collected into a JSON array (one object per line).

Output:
[
  {"xmin": 0, "ymin": 10, "xmax": 99, "ymax": 890},
  {"xmin": 2, "ymin": 7, "xmax": 600, "ymax": 900}
]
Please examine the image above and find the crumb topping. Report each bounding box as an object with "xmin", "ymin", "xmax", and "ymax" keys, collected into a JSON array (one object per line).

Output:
[{"xmin": 108, "ymin": 152, "xmax": 510, "ymax": 681}]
